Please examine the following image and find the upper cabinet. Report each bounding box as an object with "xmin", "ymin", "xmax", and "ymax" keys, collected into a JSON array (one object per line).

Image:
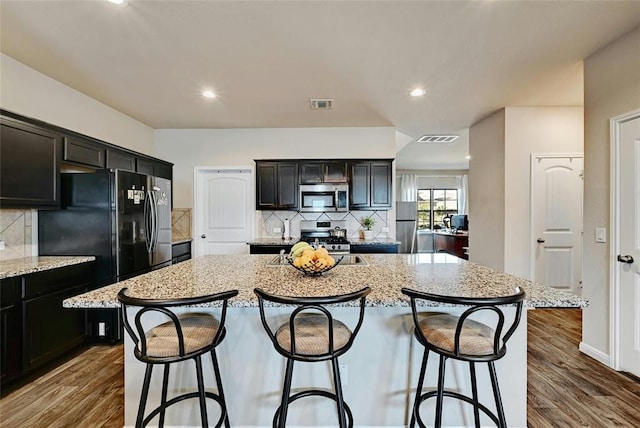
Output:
[
  {"xmin": 136, "ymin": 157, "xmax": 173, "ymax": 180},
  {"xmin": 0, "ymin": 116, "xmax": 62, "ymax": 208},
  {"xmin": 299, "ymin": 161, "xmax": 348, "ymax": 184},
  {"xmin": 349, "ymin": 160, "xmax": 393, "ymax": 210},
  {"xmin": 63, "ymin": 137, "xmax": 105, "ymax": 169},
  {"xmin": 256, "ymin": 161, "xmax": 299, "ymax": 210},
  {"xmin": 106, "ymin": 148, "xmax": 136, "ymax": 172}
]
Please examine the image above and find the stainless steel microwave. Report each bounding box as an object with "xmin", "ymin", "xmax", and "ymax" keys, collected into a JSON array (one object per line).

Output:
[{"xmin": 299, "ymin": 184, "xmax": 349, "ymax": 212}]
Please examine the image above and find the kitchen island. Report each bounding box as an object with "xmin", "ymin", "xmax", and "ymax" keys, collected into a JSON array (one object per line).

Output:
[{"xmin": 66, "ymin": 253, "xmax": 585, "ymax": 427}]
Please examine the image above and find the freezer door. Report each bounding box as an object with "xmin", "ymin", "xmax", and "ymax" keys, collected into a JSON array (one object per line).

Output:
[
  {"xmin": 116, "ymin": 170, "xmax": 151, "ymax": 280},
  {"xmin": 396, "ymin": 220, "xmax": 417, "ymax": 253},
  {"xmin": 396, "ymin": 201, "xmax": 417, "ymax": 221}
]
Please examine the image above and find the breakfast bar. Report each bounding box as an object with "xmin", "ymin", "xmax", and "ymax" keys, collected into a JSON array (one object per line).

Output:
[{"xmin": 65, "ymin": 253, "xmax": 586, "ymax": 427}]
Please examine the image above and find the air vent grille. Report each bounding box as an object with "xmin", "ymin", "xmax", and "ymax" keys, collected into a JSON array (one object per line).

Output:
[
  {"xmin": 310, "ymin": 99, "xmax": 334, "ymax": 109},
  {"xmin": 417, "ymin": 134, "xmax": 459, "ymax": 143}
]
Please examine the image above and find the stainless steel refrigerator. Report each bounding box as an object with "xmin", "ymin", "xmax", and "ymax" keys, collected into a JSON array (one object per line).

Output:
[
  {"xmin": 38, "ymin": 169, "xmax": 172, "ymax": 341},
  {"xmin": 396, "ymin": 201, "xmax": 417, "ymax": 254}
]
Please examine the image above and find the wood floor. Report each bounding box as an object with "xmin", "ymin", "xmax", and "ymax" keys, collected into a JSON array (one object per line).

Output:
[{"xmin": 0, "ymin": 309, "xmax": 638, "ymax": 427}]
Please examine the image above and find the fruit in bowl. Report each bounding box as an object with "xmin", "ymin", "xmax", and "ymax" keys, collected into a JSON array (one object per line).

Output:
[{"xmin": 288, "ymin": 241, "xmax": 337, "ymax": 274}]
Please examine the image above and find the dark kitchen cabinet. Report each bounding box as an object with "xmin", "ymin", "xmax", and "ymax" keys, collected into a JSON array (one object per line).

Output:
[
  {"xmin": 299, "ymin": 161, "xmax": 348, "ymax": 184},
  {"xmin": 0, "ymin": 116, "xmax": 62, "ymax": 208},
  {"xmin": 434, "ymin": 232, "xmax": 469, "ymax": 260},
  {"xmin": 172, "ymin": 241, "xmax": 192, "ymax": 264},
  {"xmin": 350, "ymin": 243, "xmax": 399, "ymax": 253},
  {"xmin": 63, "ymin": 136, "xmax": 105, "ymax": 169},
  {"xmin": 106, "ymin": 148, "xmax": 136, "ymax": 172},
  {"xmin": 1, "ymin": 278, "xmax": 21, "ymax": 385},
  {"xmin": 349, "ymin": 160, "xmax": 392, "ymax": 210},
  {"xmin": 0, "ymin": 262, "xmax": 93, "ymax": 389},
  {"xmin": 136, "ymin": 157, "xmax": 173, "ymax": 180},
  {"xmin": 256, "ymin": 161, "xmax": 298, "ymax": 210},
  {"xmin": 249, "ymin": 244, "xmax": 294, "ymax": 254}
]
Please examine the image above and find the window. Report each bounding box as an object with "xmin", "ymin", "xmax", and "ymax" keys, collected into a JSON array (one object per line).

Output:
[{"xmin": 417, "ymin": 188, "xmax": 458, "ymax": 230}]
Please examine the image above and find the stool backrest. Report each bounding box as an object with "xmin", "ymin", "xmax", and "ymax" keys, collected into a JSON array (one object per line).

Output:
[
  {"xmin": 117, "ymin": 287, "xmax": 238, "ymax": 361},
  {"xmin": 254, "ymin": 287, "xmax": 371, "ymax": 361},
  {"xmin": 401, "ymin": 287, "xmax": 525, "ymax": 359}
]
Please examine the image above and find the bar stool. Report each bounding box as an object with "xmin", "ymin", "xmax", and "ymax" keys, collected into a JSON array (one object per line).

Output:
[
  {"xmin": 401, "ymin": 287, "xmax": 525, "ymax": 428},
  {"xmin": 118, "ymin": 287, "xmax": 238, "ymax": 428},
  {"xmin": 254, "ymin": 287, "xmax": 371, "ymax": 428}
]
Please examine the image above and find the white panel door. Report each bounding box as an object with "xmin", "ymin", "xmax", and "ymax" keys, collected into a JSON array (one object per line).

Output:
[
  {"xmin": 194, "ymin": 168, "xmax": 253, "ymax": 256},
  {"xmin": 532, "ymin": 155, "xmax": 583, "ymax": 295},
  {"xmin": 617, "ymin": 113, "xmax": 640, "ymax": 377}
]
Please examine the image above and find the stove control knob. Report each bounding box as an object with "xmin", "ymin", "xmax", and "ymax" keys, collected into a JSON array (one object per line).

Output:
[{"xmin": 331, "ymin": 245, "xmax": 336, "ymax": 250}]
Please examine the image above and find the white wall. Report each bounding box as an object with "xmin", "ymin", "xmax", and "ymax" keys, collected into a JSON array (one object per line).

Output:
[
  {"xmin": 582, "ymin": 26, "xmax": 640, "ymax": 359},
  {"xmin": 504, "ymin": 107, "xmax": 583, "ymax": 278},
  {"xmin": 155, "ymin": 127, "xmax": 396, "ymax": 208},
  {"xmin": 0, "ymin": 54, "xmax": 154, "ymax": 155},
  {"xmin": 469, "ymin": 110, "xmax": 506, "ymax": 270}
]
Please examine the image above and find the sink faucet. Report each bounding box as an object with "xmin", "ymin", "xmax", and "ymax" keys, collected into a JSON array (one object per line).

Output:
[{"xmin": 314, "ymin": 238, "xmax": 319, "ymax": 249}]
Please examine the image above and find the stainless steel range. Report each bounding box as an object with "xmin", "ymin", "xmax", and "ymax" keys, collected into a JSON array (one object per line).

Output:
[{"xmin": 299, "ymin": 220, "xmax": 350, "ymax": 254}]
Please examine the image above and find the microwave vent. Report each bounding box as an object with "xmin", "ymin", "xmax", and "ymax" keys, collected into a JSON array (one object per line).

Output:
[
  {"xmin": 417, "ymin": 134, "xmax": 459, "ymax": 143},
  {"xmin": 310, "ymin": 99, "xmax": 334, "ymax": 109}
]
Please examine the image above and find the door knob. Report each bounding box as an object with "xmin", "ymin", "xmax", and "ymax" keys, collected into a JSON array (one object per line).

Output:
[
  {"xmin": 617, "ymin": 254, "xmax": 634, "ymax": 264},
  {"xmin": 201, "ymin": 234, "xmax": 206, "ymax": 239},
  {"xmin": 537, "ymin": 238, "xmax": 545, "ymax": 243}
]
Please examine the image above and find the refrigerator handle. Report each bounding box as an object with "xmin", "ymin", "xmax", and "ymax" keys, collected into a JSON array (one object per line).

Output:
[
  {"xmin": 150, "ymin": 189, "xmax": 159, "ymax": 252},
  {"xmin": 144, "ymin": 190, "xmax": 153, "ymax": 254}
]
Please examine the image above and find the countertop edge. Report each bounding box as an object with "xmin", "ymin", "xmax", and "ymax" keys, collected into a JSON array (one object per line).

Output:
[{"xmin": 0, "ymin": 256, "xmax": 96, "ymax": 279}]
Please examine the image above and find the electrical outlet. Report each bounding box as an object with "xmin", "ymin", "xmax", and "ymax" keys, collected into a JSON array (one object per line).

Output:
[
  {"xmin": 381, "ymin": 227, "xmax": 389, "ymax": 233},
  {"xmin": 98, "ymin": 322, "xmax": 106, "ymax": 336},
  {"xmin": 273, "ymin": 227, "xmax": 282, "ymax": 233},
  {"xmin": 595, "ymin": 228, "xmax": 606, "ymax": 243},
  {"xmin": 0, "ymin": 241, "xmax": 5, "ymax": 251},
  {"xmin": 339, "ymin": 364, "xmax": 348, "ymax": 386}
]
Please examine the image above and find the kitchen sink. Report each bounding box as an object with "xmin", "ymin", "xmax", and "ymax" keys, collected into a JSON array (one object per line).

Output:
[{"xmin": 266, "ymin": 254, "xmax": 368, "ymax": 266}]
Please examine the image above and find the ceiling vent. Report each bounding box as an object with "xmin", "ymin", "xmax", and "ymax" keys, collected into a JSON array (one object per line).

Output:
[
  {"xmin": 310, "ymin": 99, "xmax": 334, "ymax": 109},
  {"xmin": 417, "ymin": 134, "xmax": 459, "ymax": 143}
]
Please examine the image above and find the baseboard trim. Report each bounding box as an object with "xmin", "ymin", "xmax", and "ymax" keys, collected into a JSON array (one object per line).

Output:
[{"xmin": 579, "ymin": 341, "xmax": 611, "ymax": 367}]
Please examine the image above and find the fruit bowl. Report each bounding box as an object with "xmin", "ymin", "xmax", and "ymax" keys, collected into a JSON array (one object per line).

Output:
[{"xmin": 286, "ymin": 255, "xmax": 343, "ymax": 276}]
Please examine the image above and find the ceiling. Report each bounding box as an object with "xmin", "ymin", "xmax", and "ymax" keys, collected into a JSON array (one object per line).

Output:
[{"xmin": 1, "ymin": 1, "xmax": 639, "ymax": 169}]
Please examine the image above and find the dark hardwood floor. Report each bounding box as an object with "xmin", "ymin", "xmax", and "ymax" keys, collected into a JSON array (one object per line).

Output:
[{"xmin": 0, "ymin": 309, "xmax": 638, "ymax": 427}]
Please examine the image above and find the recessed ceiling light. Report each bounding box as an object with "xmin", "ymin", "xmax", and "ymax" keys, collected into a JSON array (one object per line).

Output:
[
  {"xmin": 108, "ymin": 0, "xmax": 125, "ymax": 4},
  {"xmin": 465, "ymin": 155, "xmax": 472, "ymax": 160},
  {"xmin": 202, "ymin": 90, "xmax": 216, "ymax": 99},
  {"xmin": 410, "ymin": 88, "xmax": 426, "ymax": 97}
]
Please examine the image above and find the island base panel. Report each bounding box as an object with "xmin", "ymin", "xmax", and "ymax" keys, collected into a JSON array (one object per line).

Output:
[{"xmin": 123, "ymin": 307, "xmax": 526, "ymax": 427}]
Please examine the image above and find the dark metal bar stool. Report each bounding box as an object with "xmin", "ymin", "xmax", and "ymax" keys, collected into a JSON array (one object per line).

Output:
[
  {"xmin": 254, "ymin": 287, "xmax": 371, "ymax": 428},
  {"xmin": 401, "ymin": 287, "xmax": 525, "ymax": 428},
  {"xmin": 118, "ymin": 287, "xmax": 238, "ymax": 428}
]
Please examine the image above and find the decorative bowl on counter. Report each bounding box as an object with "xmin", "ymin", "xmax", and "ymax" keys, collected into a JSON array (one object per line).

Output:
[{"xmin": 286, "ymin": 255, "xmax": 343, "ymax": 276}]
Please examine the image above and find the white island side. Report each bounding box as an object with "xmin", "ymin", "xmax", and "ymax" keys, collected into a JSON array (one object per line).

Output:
[{"xmin": 65, "ymin": 253, "xmax": 586, "ymax": 428}]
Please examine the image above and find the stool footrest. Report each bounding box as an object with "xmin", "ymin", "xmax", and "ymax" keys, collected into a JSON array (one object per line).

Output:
[
  {"xmin": 273, "ymin": 389, "xmax": 354, "ymax": 428},
  {"xmin": 142, "ymin": 391, "xmax": 227, "ymax": 428},
  {"xmin": 415, "ymin": 390, "xmax": 500, "ymax": 427}
]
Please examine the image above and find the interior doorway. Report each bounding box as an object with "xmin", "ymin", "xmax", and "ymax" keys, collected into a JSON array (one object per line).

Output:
[
  {"xmin": 193, "ymin": 167, "xmax": 253, "ymax": 256},
  {"xmin": 610, "ymin": 109, "xmax": 640, "ymax": 377},
  {"xmin": 530, "ymin": 154, "xmax": 584, "ymax": 295}
]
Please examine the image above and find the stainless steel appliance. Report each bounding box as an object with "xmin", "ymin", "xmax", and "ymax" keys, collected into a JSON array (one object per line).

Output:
[
  {"xmin": 396, "ymin": 201, "xmax": 417, "ymax": 253},
  {"xmin": 38, "ymin": 169, "xmax": 172, "ymax": 342},
  {"xmin": 300, "ymin": 220, "xmax": 350, "ymax": 254},
  {"xmin": 299, "ymin": 184, "xmax": 349, "ymax": 212}
]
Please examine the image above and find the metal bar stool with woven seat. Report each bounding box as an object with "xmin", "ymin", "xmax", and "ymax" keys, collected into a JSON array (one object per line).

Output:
[
  {"xmin": 401, "ymin": 287, "xmax": 525, "ymax": 428},
  {"xmin": 118, "ymin": 287, "xmax": 238, "ymax": 428},
  {"xmin": 254, "ymin": 287, "xmax": 371, "ymax": 428}
]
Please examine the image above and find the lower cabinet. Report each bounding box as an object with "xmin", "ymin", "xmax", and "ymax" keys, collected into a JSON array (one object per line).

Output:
[
  {"xmin": 0, "ymin": 262, "xmax": 92, "ymax": 388},
  {"xmin": 434, "ymin": 233, "xmax": 469, "ymax": 260},
  {"xmin": 350, "ymin": 243, "xmax": 399, "ymax": 254},
  {"xmin": 172, "ymin": 241, "xmax": 192, "ymax": 264}
]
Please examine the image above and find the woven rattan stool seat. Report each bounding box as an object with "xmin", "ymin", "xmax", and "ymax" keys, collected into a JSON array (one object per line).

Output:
[
  {"xmin": 275, "ymin": 314, "xmax": 352, "ymax": 356},
  {"xmin": 418, "ymin": 314, "xmax": 501, "ymax": 356},
  {"xmin": 143, "ymin": 314, "xmax": 220, "ymax": 358}
]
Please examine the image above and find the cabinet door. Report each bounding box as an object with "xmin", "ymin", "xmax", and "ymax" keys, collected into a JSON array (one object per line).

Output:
[
  {"xmin": 277, "ymin": 162, "xmax": 298, "ymax": 209},
  {"xmin": 371, "ymin": 161, "xmax": 392, "ymax": 208},
  {"xmin": 63, "ymin": 137, "xmax": 105, "ymax": 168},
  {"xmin": 137, "ymin": 158, "xmax": 173, "ymax": 179},
  {"xmin": 324, "ymin": 161, "xmax": 348, "ymax": 183},
  {"xmin": 256, "ymin": 162, "xmax": 278, "ymax": 209},
  {"xmin": 136, "ymin": 157, "xmax": 155, "ymax": 176},
  {"xmin": 299, "ymin": 162, "xmax": 324, "ymax": 184},
  {"xmin": 349, "ymin": 162, "xmax": 371, "ymax": 209},
  {"xmin": 1, "ymin": 278, "xmax": 21, "ymax": 385},
  {"xmin": 106, "ymin": 148, "xmax": 136, "ymax": 172},
  {"xmin": 0, "ymin": 117, "xmax": 61, "ymax": 208}
]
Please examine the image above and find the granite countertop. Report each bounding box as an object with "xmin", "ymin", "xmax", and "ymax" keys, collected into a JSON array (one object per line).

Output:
[
  {"xmin": 64, "ymin": 254, "xmax": 587, "ymax": 309},
  {"xmin": 350, "ymin": 238, "xmax": 401, "ymax": 245},
  {"xmin": 172, "ymin": 238, "xmax": 193, "ymax": 245},
  {"xmin": 247, "ymin": 238, "xmax": 401, "ymax": 246},
  {"xmin": 0, "ymin": 256, "xmax": 96, "ymax": 279}
]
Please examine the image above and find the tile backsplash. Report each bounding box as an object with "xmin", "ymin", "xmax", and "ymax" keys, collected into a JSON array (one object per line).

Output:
[
  {"xmin": 0, "ymin": 209, "xmax": 36, "ymax": 261},
  {"xmin": 171, "ymin": 208, "xmax": 192, "ymax": 241},
  {"xmin": 258, "ymin": 210, "xmax": 390, "ymax": 241}
]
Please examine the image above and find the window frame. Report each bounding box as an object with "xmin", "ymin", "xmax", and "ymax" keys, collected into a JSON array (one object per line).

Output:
[{"xmin": 417, "ymin": 188, "xmax": 459, "ymax": 230}]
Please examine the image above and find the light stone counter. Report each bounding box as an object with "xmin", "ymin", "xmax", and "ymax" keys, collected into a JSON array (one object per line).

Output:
[
  {"xmin": 76, "ymin": 253, "xmax": 584, "ymax": 427},
  {"xmin": 0, "ymin": 256, "xmax": 96, "ymax": 279},
  {"xmin": 64, "ymin": 253, "xmax": 586, "ymax": 309}
]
